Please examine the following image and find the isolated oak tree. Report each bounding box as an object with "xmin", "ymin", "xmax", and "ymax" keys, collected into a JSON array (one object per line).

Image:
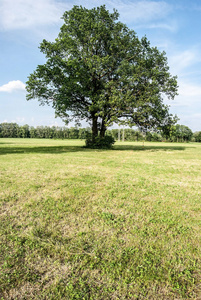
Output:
[{"xmin": 26, "ymin": 5, "xmax": 178, "ymax": 142}]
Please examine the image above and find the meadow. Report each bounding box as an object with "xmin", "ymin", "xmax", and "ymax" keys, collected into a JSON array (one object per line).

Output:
[{"xmin": 0, "ymin": 138, "xmax": 201, "ymax": 299}]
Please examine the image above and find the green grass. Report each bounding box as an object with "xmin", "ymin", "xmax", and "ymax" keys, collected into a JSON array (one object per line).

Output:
[{"xmin": 0, "ymin": 138, "xmax": 201, "ymax": 299}]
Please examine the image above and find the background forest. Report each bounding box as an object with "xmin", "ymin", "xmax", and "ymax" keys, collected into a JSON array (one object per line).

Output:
[{"xmin": 1, "ymin": 122, "xmax": 200, "ymax": 142}]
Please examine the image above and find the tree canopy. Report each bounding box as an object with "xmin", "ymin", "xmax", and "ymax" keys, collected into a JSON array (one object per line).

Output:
[{"xmin": 26, "ymin": 5, "xmax": 178, "ymax": 143}]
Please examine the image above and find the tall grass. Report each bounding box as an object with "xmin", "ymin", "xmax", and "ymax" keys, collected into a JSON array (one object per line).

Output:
[{"xmin": 0, "ymin": 139, "xmax": 201, "ymax": 299}]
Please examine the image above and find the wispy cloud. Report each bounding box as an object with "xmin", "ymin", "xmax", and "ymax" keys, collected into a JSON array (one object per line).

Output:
[
  {"xmin": 169, "ymin": 49, "xmax": 201, "ymax": 75},
  {"xmin": 143, "ymin": 20, "xmax": 177, "ymax": 32},
  {"xmin": 17, "ymin": 117, "xmax": 25, "ymax": 123},
  {"xmin": 113, "ymin": 0, "xmax": 171, "ymax": 23},
  {"xmin": 179, "ymin": 81, "xmax": 201, "ymax": 98},
  {"xmin": 10, "ymin": 117, "xmax": 26, "ymax": 124},
  {"xmin": 169, "ymin": 80, "xmax": 201, "ymax": 109},
  {"xmin": 0, "ymin": 80, "xmax": 26, "ymax": 92},
  {"xmin": 0, "ymin": 0, "xmax": 173, "ymax": 31},
  {"xmin": 0, "ymin": 0, "xmax": 68, "ymax": 31},
  {"xmin": 82, "ymin": 0, "xmax": 172, "ymax": 25}
]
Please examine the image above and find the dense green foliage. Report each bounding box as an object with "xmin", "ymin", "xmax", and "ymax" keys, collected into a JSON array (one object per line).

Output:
[
  {"xmin": 26, "ymin": 5, "xmax": 178, "ymax": 143},
  {"xmin": 167, "ymin": 124, "xmax": 193, "ymax": 142},
  {"xmin": 85, "ymin": 135, "xmax": 115, "ymax": 149},
  {"xmin": 1, "ymin": 139, "xmax": 201, "ymax": 299},
  {"xmin": 193, "ymin": 131, "xmax": 201, "ymax": 142},
  {"xmin": 0, "ymin": 123, "xmax": 89, "ymax": 139}
]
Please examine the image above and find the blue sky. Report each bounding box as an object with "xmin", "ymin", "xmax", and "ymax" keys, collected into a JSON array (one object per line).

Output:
[{"xmin": 0, "ymin": 0, "xmax": 201, "ymax": 131}]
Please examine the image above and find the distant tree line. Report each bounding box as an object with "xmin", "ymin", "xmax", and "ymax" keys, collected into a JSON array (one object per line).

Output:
[
  {"xmin": 0, "ymin": 122, "xmax": 200, "ymax": 142},
  {"xmin": 0, "ymin": 123, "xmax": 89, "ymax": 139}
]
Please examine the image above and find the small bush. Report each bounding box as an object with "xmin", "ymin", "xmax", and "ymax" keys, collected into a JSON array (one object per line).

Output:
[{"xmin": 85, "ymin": 135, "xmax": 115, "ymax": 149}]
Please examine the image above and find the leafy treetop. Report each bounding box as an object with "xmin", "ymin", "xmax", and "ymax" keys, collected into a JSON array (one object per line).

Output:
[{"xmin": 26, "ymin": 5, "xmax": 178, "ymax": 140}]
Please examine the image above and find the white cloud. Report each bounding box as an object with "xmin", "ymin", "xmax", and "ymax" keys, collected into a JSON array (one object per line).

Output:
[
  {"xmin": 8, "ymin": 118, "xmax": 25, "ymax": 124},
  {"xmin": 0, "ymin": 80, "xmax": 26, "ymax": 92},
  {"xmin": 113, "ymin": 0, "xmax": 171, "ymax": 23},
  {"xmin": 0, "ymin": 0, "xmax": 172, "ymax": 31},
  {"xmin": 169, "ymin": 80, "xmax": 201, "ymax": 109},
  {"xmin": 179, "ymin": 81, "xmax": 201, "ymax": 98},
  {"xmin": 143, "ymin": 20, "xmax": 177, "ymax": 32},
  {"xmin": 193, "ymin": 113, "xmax": 201, "ymax": 118},
  {"xmin": 49, "ymin": 121, "xmax": 62, "ymax": 127},
  {"xmin": 0, "ymin": 0, "xmax": 68, "ymax": 31},
  {"xmin": 16, "ymin": 117, "xmax": 26, "ymax": 123},
  {"xmin": 82, "ymin": 0, "xmax": 172, "ymax": 25},
  {"xmin": 169, "ymin": 49, "xmax": 201, "ymax": 75}
]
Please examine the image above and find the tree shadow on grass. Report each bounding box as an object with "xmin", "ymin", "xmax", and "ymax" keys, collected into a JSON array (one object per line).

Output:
[
  {"xmin": 113, "ymin": 144, "xmax": 190, "ymax": 151},
  {"xmin": 0, "ymin": 143, "xmax": 193, "ymax": 155},
  {"xmin": 0, "ymin": 146, "xmax": 85, "ymax": 155}
]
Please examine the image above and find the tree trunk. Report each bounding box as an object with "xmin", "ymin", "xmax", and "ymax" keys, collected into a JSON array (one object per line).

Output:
[
  {"xmin": 92, "ymin": 114, "xmax": 98, "ymax": 141},
  {"xmin": 100, "ymin": 119, "xmax": 106, "ymax": 138}
]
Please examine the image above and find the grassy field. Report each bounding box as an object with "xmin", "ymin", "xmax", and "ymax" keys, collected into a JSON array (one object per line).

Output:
[{"xmin": 0, "ymin": 138, "xmax": 201, "ymax": 299}]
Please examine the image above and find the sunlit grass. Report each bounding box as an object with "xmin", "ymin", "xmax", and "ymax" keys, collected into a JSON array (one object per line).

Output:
[{"xmin": 0, "ymin": 138, "xmax": 201, "ymax": 299}]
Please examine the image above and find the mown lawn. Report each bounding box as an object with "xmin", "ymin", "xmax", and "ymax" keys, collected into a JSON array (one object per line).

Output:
[{"xmin": 0, "ymin": 138, "xmax": 201, "ymax": 299}]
